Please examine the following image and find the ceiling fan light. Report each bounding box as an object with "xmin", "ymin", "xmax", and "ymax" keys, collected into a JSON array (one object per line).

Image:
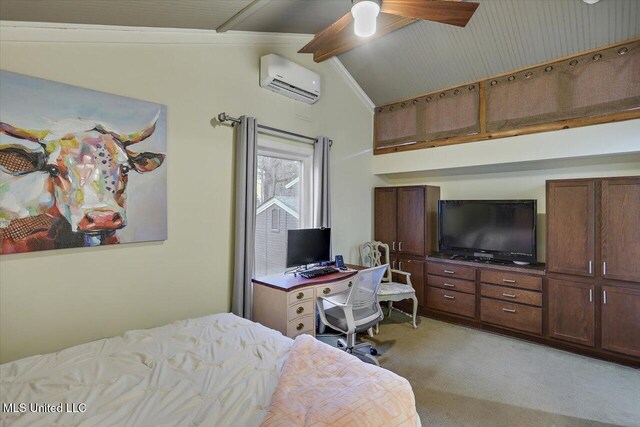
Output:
[{"xmin": 352, "ymin": 0, "xmax": 380, "ymax": 38}]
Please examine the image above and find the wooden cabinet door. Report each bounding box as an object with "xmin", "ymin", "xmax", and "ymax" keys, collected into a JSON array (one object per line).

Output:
[
  {"xmin": 548, "ymin": 279, "xmax": 595, "ymax": 347},
  {"xmin": 601, "ymin": 178, "xmax": 640, "ymax": 283},
  {"xmin": 398, "ymin": 257, "xmax": 425, "ymax": 306},
  {"xmin": 547, "ymin": 180, "xmax": 595, "ymax": 277},
  {"xmin": 374, "ymin": 188, "xmax": 397, "ymax": 252},
  {"xmin": 397, "ymin": 187, "xmax": 425, "ymax": 256},
  {"xmin": 601, "ymin": 285, "xmax": 640, "ymax": 357}
]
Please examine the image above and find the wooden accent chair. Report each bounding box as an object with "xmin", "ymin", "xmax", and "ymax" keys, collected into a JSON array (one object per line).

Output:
[{"xmin": 359, "ymin": 241, "xmax": 418, "ymax": 331}]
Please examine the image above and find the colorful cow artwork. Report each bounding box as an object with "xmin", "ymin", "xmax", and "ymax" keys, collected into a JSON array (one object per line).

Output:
[{"xmin": 0, "ymin": 71, "xmax": 167, "ymax": 254}]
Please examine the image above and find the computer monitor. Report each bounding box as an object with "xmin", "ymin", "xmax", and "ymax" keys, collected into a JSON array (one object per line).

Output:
[{"xmin": 286, "ymin": 228, "xmax": 331, "ymax": 268}]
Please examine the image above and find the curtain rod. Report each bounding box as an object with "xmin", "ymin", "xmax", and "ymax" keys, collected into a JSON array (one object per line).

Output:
[{"xmin": 217, "ymin": 112, "xmax": 332, "ymax": 146}]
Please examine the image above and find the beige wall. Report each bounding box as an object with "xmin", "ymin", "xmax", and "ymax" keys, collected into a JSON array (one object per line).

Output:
[
  {"xmin": 0, "ymin": 29, "xmax": 382, "ymax": 363},
  {"xmin": 381, "ymin": 154, "xmax": 640, "ymax": 262}
]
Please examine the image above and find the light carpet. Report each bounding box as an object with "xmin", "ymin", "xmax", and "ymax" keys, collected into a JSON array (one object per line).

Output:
[{"xmin": 357, "ymin": 312, "xmax": 640, "ymax": 427}]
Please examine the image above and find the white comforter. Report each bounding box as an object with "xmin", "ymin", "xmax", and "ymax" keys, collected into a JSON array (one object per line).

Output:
[{"xmin": 0, "ymin": 313, "xmax": 293, "ymax": 427}]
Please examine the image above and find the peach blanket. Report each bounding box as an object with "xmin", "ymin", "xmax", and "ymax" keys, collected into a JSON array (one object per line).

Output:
[{"xmin": 261, "ymin": 334, "xmax": 418, "ymax": 427}]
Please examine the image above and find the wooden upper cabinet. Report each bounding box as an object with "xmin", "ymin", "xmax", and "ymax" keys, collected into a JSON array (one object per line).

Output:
[
  {"xmin": 397, "ymin": 187, "xmax": 425, "ymax": 256},
  {"xmin": 374, "ymin": 188, "xmax": 397, "ymax": 252},
  {"xmin": 600, "ymin": 178, "xmax": 640, "ymax": 283},
  {"xmin": 547, "ymin": 278, "xmax": 595, "ymax": 347},
  {"xmin": 601, "ymin": 285, "xmax": 640, "ymax": 357},
  {"xmin": 547, "ymin": 180, "xmax": 595, "ymax": 277}
]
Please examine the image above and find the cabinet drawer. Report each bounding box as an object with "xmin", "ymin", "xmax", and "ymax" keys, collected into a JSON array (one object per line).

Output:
[
  {"xmin": 317, "ymin": 279, "xmax": 354, "ymax": 297},
  {"xmin": 287, "ymin": 315, "xmax": 315, "ymax": 337},
  {"xmin": 481, "ymin": 298, "xmax": 542, "ymax": 335},
  {"xmin": 288, "ymin": 299, "xmax": 314, "ymax": 321},
  {"xmin": 288, "ymin": 288, "xmax": 314, "ymax": 304},
  {"xmin": 426, "ymin": 287, "xmax": 475, "ymax": 318},
  {"xmin": 481, "ymin": 284, "xmax": 542, "ymax": 307},
  {"xmin": 427, "ymin": 274, "xmax": 475, "ymax": 294},
  {"xmin": 480, "ymin": 270, "xmax": 542, "ymax": 291},
  {"xmin": 427, "ymin": 263, "xmax": 476, "ymax": 281}
]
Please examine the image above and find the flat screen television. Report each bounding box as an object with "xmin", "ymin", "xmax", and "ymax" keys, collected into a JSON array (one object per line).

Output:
[
  {"xmin": 286, "ymin": 228, "xmax": 331, "ymax": 268},
  {"xmin": 438, "ymin": 200, "xmax": 537, "ymax": 263}
]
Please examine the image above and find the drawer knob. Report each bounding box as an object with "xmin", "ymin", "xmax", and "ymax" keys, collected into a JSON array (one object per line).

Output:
[
  {"xmin": 348, "ymin": 281, "xmax": 353, "ymax": 288},
  {"xmin": 502, "ymin": 307, "xmax": 516, "ymax": 313},
  {"xmin": 323, "ymin": 288, "xmax": 331, "ymax": 295},
  {"xmin": 444, "ymin": 270, "xmax": 455, "ymax": 274},
  {"xmin": 502, "ymin": 293, "xmax": 517, "ymax": 298},
  {"xmin": 443, "ymin": 294, "xmax": 455, "ymax": 300},
  {"xmin": 502, "ymin": 279, "xmax": 516, "ymax": 283},
  {"xmin": 296, "ymin": 323, "xmax": 304, "ymax": 331},
  {"xmin": 443, "ymin": 283, "xmax": 455, "ymax": 288},
  {"xmin": 296, "ymin": 306, "xmax": 304, "ymax": 314},
  {"xmin": 296, "ymin": 292, "xmax": 304, "ymax": 300}
]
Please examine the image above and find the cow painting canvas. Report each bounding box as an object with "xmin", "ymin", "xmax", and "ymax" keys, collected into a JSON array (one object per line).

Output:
[{"xmin": 0, "ymin": 71, "xmax": 167, "ymax": 254}]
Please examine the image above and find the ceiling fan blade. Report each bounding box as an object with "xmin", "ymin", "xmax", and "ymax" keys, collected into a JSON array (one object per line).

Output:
[
  {"xmin": 381, "ymin": 0, "xmax": 479, "ymax": 27},
  {"xmin": 300, "ymin": 12, "xmax": 416, "ymax": 63}
]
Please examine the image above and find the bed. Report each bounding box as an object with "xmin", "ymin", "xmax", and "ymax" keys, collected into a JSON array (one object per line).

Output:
[{"xmin": 0, "ymin": 313, "xmax": 419, "ymax": 426}]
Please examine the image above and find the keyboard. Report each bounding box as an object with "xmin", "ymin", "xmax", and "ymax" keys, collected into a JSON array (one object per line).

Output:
[{"xmin": 299, "ymin": 267, "xmax": 339, "ymax": 279}]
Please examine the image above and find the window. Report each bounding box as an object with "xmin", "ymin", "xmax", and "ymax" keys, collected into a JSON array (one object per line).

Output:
[{"xmin": 254, "ymin": 136, "xmax": 312, "ymax": 277}]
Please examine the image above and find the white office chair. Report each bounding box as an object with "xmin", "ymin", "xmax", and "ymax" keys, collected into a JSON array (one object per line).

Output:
[{"xmin": 316, "ymin": 264, "xmax": 387, "ymax": 366}]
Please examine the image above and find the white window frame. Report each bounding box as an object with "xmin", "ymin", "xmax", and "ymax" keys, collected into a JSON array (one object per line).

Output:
[{"xmin": 257, "ymin": 134, "xmax": 313, "ymax": 229}]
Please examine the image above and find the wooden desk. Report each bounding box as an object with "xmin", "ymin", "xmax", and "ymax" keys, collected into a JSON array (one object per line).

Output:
[{"xmin": 252, "ymin": 267, "xmax": 361, "ymax": 338}]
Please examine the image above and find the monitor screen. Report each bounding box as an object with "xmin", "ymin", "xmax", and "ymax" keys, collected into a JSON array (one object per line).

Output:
[
  {"xmin": 439, "ymin": 200, "xmax": 537, "ymax": 262},
  {"xmin": 286, "ymin": 228, "xmax": 331, "ymax": 268}
]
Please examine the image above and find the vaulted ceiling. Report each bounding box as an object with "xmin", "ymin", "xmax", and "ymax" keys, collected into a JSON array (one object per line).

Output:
[{"xmin": 1, "ymin": 0, "xmax": 639, "ymax": 106}]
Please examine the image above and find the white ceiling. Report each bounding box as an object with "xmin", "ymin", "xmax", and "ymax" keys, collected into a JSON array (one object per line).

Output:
[{"xmin": 1, "ymin": 0, "xmax": 638, "ymax": 106}]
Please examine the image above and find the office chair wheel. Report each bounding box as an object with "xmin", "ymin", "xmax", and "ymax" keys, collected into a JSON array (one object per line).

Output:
[{"xmin": 370, "ymin": 348, "xmax": 378, "ymax": 356}]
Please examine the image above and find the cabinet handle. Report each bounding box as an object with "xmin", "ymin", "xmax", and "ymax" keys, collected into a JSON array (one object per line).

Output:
[
  {"xmin": 323, "ymin": 288, "xmax": 331, "ymax": 295},
  {"xmin": 296, "ymin": 323, "xmax": 304, "ymax": 331},
  {"xmin": 502, "ymin": 293, "xmax": 516, "ymax": 298},
  {"xmin": 296, "ymin": 306, "xmax": 304, "ymax": 314},
  {"xmin": 588, "ymin": 260, "xmax": 593, "ymax": 274},
  {"xmin": 399, "ymin": 262, "xmax": 403, "ymax": 271},
  {"xmin": 443, "ymin": 283, "xmax": 455, "ymax": 288},
  {"xmin": 399, "ymin": 242, "xmax": 403, "ymax": 251},
  {"xmin": 502, "ymin": 307, "xmax": 516, "ymax": 313},
  {"xmin": 443, "ymin": 294, "xmax": 455, "ymax": 300},
  {"xmin": 392, "ymin": 241, "xmax": 396, "ymax": 251},
  {"xmin": 444, "ymin": 270, "xmax": 455, "ymax": 274},
  {"xmin": 603, "ymin": 261, "xmax": 607, "ymax": 276},
  {"xmin": 589, "ymin": 289, "xmax": 593, "ymax": 303},
  {"xmin": 502, "ymin": 279, "xmax": 516, "ymax": 283},
  {"xmin": 603, "ymin": 290, "xmax": 607, "ymax": 305},
  {"xmin": 392, "ymin": 260, "xmax": 397, "ymax": 269},
  {"xmin": 296, "ymin": 292, "xmax": 304, "ymax": 300}
]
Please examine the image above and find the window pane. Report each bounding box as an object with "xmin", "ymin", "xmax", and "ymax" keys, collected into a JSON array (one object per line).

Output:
[{"xmin": 255, "ymin": 155, "xmax": 302, "ymax": 276}]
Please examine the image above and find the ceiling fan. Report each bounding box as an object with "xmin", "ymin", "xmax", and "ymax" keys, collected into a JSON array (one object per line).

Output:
[{"xmin": 299, "ymin": 0, "xmax": 479, "ymax": 63}]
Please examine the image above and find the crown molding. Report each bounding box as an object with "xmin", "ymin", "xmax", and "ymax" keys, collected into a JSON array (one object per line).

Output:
[
  {"xmin": 328, "ymin": 57, "xmax": 375, "ymax": 112},
  {"xmin": 0, "ymin": 21, "xmax": 313, "ymax": 45}
]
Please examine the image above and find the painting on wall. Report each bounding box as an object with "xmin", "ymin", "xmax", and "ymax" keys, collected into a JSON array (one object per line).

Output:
[{"xmin": 0, "ymin": 71, "xmax": 167, "ymax": 254}]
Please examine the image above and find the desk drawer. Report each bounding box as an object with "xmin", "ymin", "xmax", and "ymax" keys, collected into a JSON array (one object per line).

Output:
[
  {"xmin": 427, "ymin": 274, "xmax": 475, "ymax": 294},
  {"xmin": 481, "ymin": 283, "xmax": 542, "ymax": 307},
  {"xmin": 426, "ymin": 287, "xmax": 475, "ymax": 318},
  {"xmin": 288, "ymin": 288, "xmax": 314, "ymax": 304},
  {"xmin": 288, "ymin": 299, "xmax": 314, "ymax": 321},
  {"xmin": 287, "ymin": 315, "xmax": 315, "ymax": 337},
  {"xmin": 427, "ymin": 263, "xmax": 476, "ymax": 281},
  {"xmin": 317, "ymin": 279, "xmax": 354, "ymax": 297},
  {"xmin": 480, "ymin": 270, "xmax": 542, "ymax": 291},
  {"xmin": 481, "ymin": 298, "xmax": 542, "ymax": 335}
]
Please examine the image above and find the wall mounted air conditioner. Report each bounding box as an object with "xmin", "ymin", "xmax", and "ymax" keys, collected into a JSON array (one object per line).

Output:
[{"xmin": 260, "ymin": 54, "xmax": 321, "ymax": 104}]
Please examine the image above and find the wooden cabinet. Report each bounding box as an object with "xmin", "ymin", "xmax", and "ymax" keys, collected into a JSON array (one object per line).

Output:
[
  {"xmin": 425, "ymin": 261, "xmax": 477, "ymax": 319},
  {"xmin": 546, "ymin": 180, "xmax": 595, "ymax": 277},
  {"xmin": 547, "ymin": 278, "xmax": 595, "ymax": 347},
  {"xmin": 600, "ymin": 178, "xmax": 640, "ymax": 283},
  {"xmin": 374, "ymin": 186, "xmax": 440, "ymax": 257},
  {"xmin": 398, "ymin": 257, "xmax": 425, "ymax": 307},
  {"xmin": 601, "ymin": 285, "xmax": 640, "ymax": 357}
]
